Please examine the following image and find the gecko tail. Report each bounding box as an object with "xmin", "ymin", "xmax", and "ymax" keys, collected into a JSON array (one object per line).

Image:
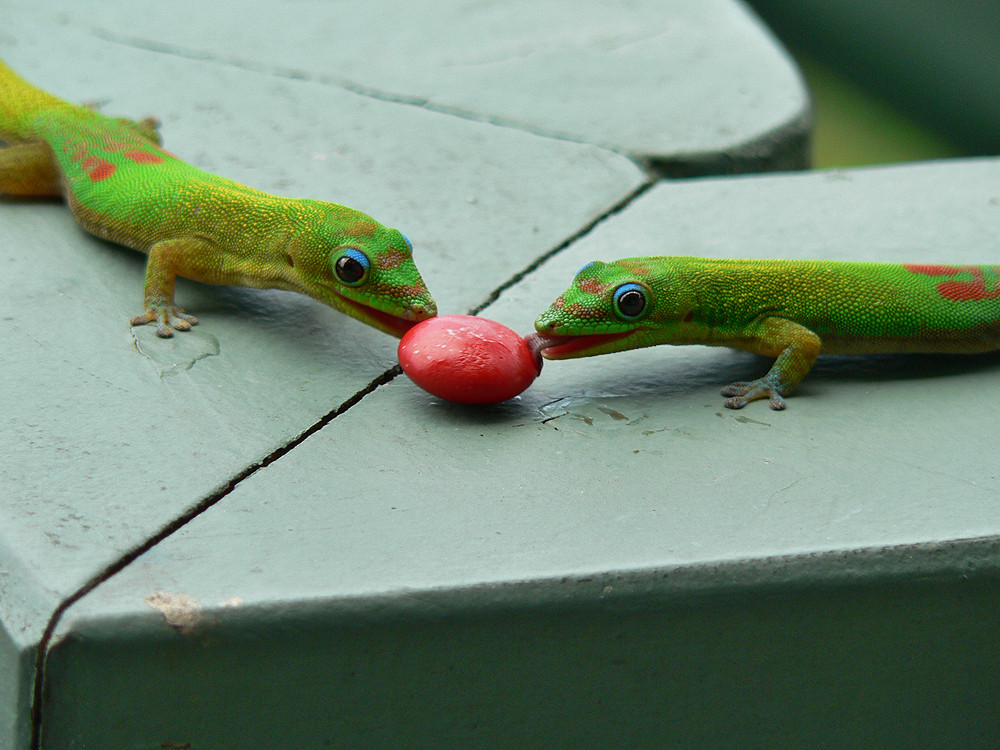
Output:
[{"xmin": 0, "ymin": 58, "xmax": 74, "ymax": 144}]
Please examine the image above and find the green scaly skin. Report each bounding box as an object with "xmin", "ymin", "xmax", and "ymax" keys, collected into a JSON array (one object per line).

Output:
[
  {"xmin": 531, "ymin": 256, "xmax": 1000, "ymax": 409},
  {"xmin": 0, "ymin": 59, "xmax": 436, "ymax": 338}
]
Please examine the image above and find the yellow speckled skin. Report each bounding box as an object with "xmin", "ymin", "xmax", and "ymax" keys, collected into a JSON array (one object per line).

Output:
[
  {"xmin": 534, "ymin": 256, "xmax": 1000, "ymax": 409},
  {"xmin": 0, "ymin": 59, "xmax": 436, "ymax": 337}
]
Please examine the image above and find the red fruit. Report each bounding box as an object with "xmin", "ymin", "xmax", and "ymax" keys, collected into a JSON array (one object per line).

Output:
[{"xmin": 398, "ymin": 315, "xmax": 541, "ymax": 404}]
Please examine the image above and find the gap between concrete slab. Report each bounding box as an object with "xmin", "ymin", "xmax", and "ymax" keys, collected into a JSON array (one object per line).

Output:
[
  {"xmin": 26, "ymin": 172, "xmax": 657, "ymax": 749},
  {"xmin": 89, "ymin": 29, "xmax": 812, "ymax": 177},
  {"xmin": 91, "ymin": 28, "xmax": 638, "ymax": 162},
  {"xmin": 469, "ymin": 179, "xmax": 655, "ymax": 314},
  {"xmin": 26, "ymin": 364, "xmax": 400, "ymax": 749}
]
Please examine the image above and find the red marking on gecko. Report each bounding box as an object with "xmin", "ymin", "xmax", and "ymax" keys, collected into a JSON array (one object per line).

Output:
[
  {"xmin": 903, "ymin": 264, "xmax": 962, "ymax": 277},
  {"xmin": 124, "ymin": 149, "xmax": 164, "ymax": 165},
  {"xmin": 81, "ymin": 156, "xmax": 115, "ymax": 182},
  {"xmin": 63, "ymin": 136, "xmax": 165, "ymax": 183},
  {"xmin": 376, "ymin": 247, "xmax": 407, "ymax": 270},
  {"xmin": 577, "ymin": 277, "xmax": 607, "ymax": 295},
  {"xmin": 904, "ymin": 264, "xmax": 1000, "ymax": 302},
  {"xmin": 99, "ymin": 136, "xmax": 166, "ymax": 165}
]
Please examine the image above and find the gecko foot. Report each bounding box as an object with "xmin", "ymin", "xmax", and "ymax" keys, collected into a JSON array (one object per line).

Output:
[
  {"xmin": 131, "ymin": 306, "xmax": 199, "ymax": 338},
  {"xmin": 721, "ymin": 379, "xmax": 787, "ymax": 410}
]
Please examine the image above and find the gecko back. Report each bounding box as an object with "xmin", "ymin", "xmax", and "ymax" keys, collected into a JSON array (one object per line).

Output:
[{"xmin": 1, "ymin": 57, "xmax": 437, "ymax": 338}]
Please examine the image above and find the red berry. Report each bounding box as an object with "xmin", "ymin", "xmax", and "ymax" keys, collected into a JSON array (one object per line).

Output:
[{"xmin": 398, "ymin": 315, "xmax": 541, "ymax": 404}]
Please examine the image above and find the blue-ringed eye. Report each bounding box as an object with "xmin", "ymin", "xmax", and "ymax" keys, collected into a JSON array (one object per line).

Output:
[
  {"xmin": 613, "ymin": 283, "xmax": 648, "ymax": 320},
  {"xmin": 575, "ymin": 261, "xmax": 596, "ymax": 277},
  {"xmin": 401, "ymin": 233, "xmax": 413, "ymax": 250},
  {"xmin": 334, "ymin": 247, "xmax": 370, "ymax": 286}
]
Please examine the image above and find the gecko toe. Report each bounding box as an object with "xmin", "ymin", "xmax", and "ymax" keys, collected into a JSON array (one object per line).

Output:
[
  {"xmin": 722, "ymin": 379, "xmax": 788, "ymax": 410},
  {"xmin": 721, "ymin": 381, "xmax": 752, "ymax": 397},
  {"xmin": 132, "ymin": 305, "xmax": 198, "ymax": 336}
]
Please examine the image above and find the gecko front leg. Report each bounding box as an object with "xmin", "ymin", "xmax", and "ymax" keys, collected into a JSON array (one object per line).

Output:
[
  {"xmin": 721, "ymin": 317, "xmax": 821, "ymax": 410},
  {"xmin": 130, "ymin": 237, "xmax": 206, "ymax": 337}
]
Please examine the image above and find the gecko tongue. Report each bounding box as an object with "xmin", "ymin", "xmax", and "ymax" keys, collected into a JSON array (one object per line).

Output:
[
  {"xmin": 523, "ymin": 331, "xmax": 633, "ymax": 362},
  {"xmin": 523, "ymin": 332, "xmax": 574, "ymax": 371},
  {"xmin": 524, "ymin": 332, "xmax": 561, "ymax": 357},
  {"xmin": 524, "ymin": 333, "xmax": 583, "ymax": 374}
]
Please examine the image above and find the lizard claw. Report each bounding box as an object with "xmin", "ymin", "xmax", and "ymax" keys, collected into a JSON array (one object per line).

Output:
[
  {"xmin": 721, "ymin": 379, "xmax": 788, "ymax": 410},
  {"xmin": 131, "ymin": 306, "xmax": 199, "ymax": 338}
]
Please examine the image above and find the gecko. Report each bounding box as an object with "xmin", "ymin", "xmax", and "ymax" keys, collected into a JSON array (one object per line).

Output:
[
  {"xmin": 0, "ymin": 59, "xmax": 436, "ymax": 337},
  {"xmin": 528, "ymin": 257, "xmax": 1000, "ymax": 409}
]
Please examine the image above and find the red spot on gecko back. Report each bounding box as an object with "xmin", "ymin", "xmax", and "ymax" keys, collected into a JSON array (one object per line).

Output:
[
  {"xmin": 904, "ymin": 264, "xmax": 1000, "ymax": 302},
  {"xmin": 124, "ymin": 149, "xmax": 164, "ymax": 165},
  {"xmin": 82, "ymin": 157, "xmax": 116, "ymax": 182},
  {"xmin": 903, "ymin": 264, "xmax": 963, "ymax": 277},
  {"xmin": 62, "ymin": 133, "xmax": 166, "ymax": 183}
]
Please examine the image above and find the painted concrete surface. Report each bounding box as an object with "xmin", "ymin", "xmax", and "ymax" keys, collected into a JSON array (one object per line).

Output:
[
  {"xmin": 2, "ymin": 2, "xmax": 979, "ymax": 749},
  {"xmin": 0, "ymin": 7, "xmax": 643, "ymax": 594},
  {"xmin": 1, "ymin": 4, "xmax": 705, "ymax": 746},
  {"xmin": 1, "ymin": 16, "xmax": 644, "ymax": 571},
  {"xmin": 44, "ymin": 159, "xmax": 1000, "ymax": 748},
  {"xmin": 5, "ymin": 0, "xmax": 811, "ymax": 174}
]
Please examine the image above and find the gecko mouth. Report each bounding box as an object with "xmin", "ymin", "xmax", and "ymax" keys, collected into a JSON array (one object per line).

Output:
[
  {"xmin": 338, "ymin": 295, "xmax": 432, "ymax": 338},
  {"xmin": 524, "ymin": 331, "xmax": 634, "ymax": 361}
]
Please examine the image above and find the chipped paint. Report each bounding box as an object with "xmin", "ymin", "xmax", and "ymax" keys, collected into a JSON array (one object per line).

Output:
[{"xmin": 145, "ymin": 591, "xmax": 203, "ymax": 634}]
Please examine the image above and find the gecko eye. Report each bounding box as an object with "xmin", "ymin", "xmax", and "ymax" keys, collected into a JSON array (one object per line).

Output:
[
  {"xmin": 575, "ymin": 261, "xmax": 596, "ymax": 277},
  {"xmin": 334, "ymin": 247, "xmax": 370, "ymax": 286},
  {"xmin": 613, "ymin": 283, "xmax": 648, "ymax": 320},
  {"xmin": 401, "ymin": 233, "xmax": 413, "ymax": 250}
]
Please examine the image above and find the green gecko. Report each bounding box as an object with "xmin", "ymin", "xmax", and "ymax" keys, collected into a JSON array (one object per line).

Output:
[
  {"xmin": 0, "ymin": 59, "xmax": 436, "ymax": 337},
  {"xmin": 530, "ymin": 256, "xmax": 1000, "ymax": 409}
]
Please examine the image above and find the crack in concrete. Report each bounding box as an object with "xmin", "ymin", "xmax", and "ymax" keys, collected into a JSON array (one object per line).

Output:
[
  {"xmin": 91, "ymin": 27, "xmax": 634, "ymax": 160},
  {"xmin": 91, "ymin": 27, "xmax": 812, "ymax": 178},
  {"xmin": 469, "ymin": 178, "xmax": 656, "ymax": 316},
  {"xmin": 29, "ymin": 170, "xmax": 656, "ymax": 745},
  {"xmin": 28, "ymin": 33, "xmax": 661, "ymax": 743},
  {"xmin": 28, "ymin": 363, "xmax": 402, "ymax": 749}
]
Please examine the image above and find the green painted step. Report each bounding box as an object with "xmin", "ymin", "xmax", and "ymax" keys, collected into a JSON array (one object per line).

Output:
[
  {"xmin": 6, "ymin": 0, "xmax": 811, "ymax": 176},
  {"xmin": 40, "ymin": 158, "xmax": 1000, "ymax": 749}
]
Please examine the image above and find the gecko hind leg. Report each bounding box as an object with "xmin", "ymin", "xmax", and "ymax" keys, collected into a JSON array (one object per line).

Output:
[
  {"xmin": 81, "ymin": 100, "xmax": 162, "ymax": 145},
  {"xmin": 0, "ymin": 142, "xmax": 61, "ymax": 196},
  {"xmin": 115, "ymin": 116, "xmax": 162, "ymax": 145}
]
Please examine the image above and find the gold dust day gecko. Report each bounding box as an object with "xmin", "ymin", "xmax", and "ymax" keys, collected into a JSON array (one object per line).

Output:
[
  {"xmin": 529, "ymin": 256, "xmax": 1000, "ymax": 409},
  {"xmin": 0, "ymin": 59, "xmax": 436, "ymax": 338}
]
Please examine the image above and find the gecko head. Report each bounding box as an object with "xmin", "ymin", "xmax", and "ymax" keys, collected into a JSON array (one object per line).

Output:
[
  {"xmin": 290, "ymin": 207, "xmax": 437, "ymax": 337},
  {"xmin": 529, "ymin": 258, "xmax": 689, "ymax": 359}
]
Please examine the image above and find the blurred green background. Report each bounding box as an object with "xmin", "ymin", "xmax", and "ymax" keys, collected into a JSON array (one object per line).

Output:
[
  {"xmin": 746, "ymin": 0, "xmax": 998, "ymax": 169},
  {"xmin": 796, "ymin": 51, "xmax": 963, "ymax": 168}
]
